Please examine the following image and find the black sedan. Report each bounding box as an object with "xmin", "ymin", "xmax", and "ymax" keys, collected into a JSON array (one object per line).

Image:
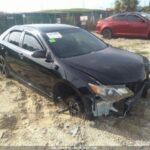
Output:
[{"xmin": 0, "ymin": 24, "xmax": 149, "ymax": 118}]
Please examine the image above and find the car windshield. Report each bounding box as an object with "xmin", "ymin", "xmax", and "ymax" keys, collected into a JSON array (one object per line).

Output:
[
  {"xmin": 46, "ymin": 28, "xmax": 107, "ymax": 58},
  {"xmin": 141, "ymin": 13, "xmax": 150, "ymax": 20}
]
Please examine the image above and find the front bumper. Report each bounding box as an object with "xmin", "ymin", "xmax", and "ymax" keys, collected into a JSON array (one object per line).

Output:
[{"xmin": 92, "ymin": 79, "xmax": 150, "ymax": 117}]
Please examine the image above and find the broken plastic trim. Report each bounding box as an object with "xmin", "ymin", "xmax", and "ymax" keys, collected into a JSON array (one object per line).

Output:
[{"xmin": 91, "ymin": 81, "xmax": 147, "ymax": 117}]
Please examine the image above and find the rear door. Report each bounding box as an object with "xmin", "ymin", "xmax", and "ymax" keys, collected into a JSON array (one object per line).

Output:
[
  {"xmin": 2, "ymin": 30, "xmax": 24, "ymax": 75},
  {"xmin": 127, "ymin": 14, "xmax": 149, "ymax": 37},
  {"xmin": 111, "ymin": 14, "xmax": 129, "ymax": 36}
]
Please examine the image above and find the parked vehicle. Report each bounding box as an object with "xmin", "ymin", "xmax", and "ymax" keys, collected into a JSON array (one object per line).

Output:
[
  {"xmin": 0, "ymin": 24, "xmax": 150, "ymax": 118},
  {"xmin": 96, "ymin": 12, "xmax": 150, "ymax": 39}
]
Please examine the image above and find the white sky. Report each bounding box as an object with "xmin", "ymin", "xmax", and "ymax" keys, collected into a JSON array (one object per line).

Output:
[{"xmin": 0, "ymin": 0, "xmax": 149, "ymax": 13}]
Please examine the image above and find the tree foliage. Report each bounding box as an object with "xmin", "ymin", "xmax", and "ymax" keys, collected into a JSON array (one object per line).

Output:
[
  {"xmin": 142, "ymin": 6, "xmax": 150, "ymax": 12},
  {"xmin": 115, "ymin": 0, "xmax": 139, "ymax": 12}
]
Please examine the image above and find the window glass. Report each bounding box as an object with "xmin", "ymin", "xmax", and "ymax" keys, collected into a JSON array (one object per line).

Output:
[
  {"xmin": 3, "ymin": 34, "xmax": 9, "ymax": 41},
  {"xmin": 113, "ymin": 15, "xmax": 127, "ymax": 21},
  {"xmin": 9, "ymin": 31, "xmax": 21, "ymax": 46},
  {"xmin": 141, "ymin": 13, "xmax": 150, "ymax": 20},
  {"xmin": 47, "ymin": 28, "xmax": 107, "ymax": 58},
  {"xmin": 127, "ymin": 15, "xmax": 143, "ymax": 22},
  {"xmin": 23, "ymin": 34, "xmax": 42, "ymax": 51}
]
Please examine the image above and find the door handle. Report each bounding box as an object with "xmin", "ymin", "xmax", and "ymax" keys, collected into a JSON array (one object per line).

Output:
[{"xmin": 19, "ymin": 53, "xmax": 24, "ymax": 60}]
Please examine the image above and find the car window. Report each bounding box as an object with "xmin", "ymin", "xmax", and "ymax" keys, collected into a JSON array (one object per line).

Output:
[
  {"xmin": 9, "ymin": 31, "xmax": 22, "ymax": 46},
  {"xmin": 141, "ymin": 13, "xmax": 150, "ymax": 20},
  {"xmin": 23, "ymin": 34, "xmax": 43, "ymax": 52},
  {"xmin": 127, "ymin": 15, "xmax": 143, "ymax": 22},
  {"xmin": 47, "ymin": 28, "xmax": 107, "ymax": 58},
  {"xmin": 3, "ymin": 34, "xmax": 10, "ymax": 42},
  {"xmin": 112, "ymin": 15, "xmax": 127, "ymax": 21}
]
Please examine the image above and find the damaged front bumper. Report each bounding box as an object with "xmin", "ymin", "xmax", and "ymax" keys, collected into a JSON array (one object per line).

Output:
[{"xmin": 91, "ymin": 79, "xmax": 150, "ymax": 117}]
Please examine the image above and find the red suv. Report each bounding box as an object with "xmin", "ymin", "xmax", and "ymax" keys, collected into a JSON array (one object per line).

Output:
[{"xmin": 96, "ymin": 12, "xmax": 150, "ymax": 39}]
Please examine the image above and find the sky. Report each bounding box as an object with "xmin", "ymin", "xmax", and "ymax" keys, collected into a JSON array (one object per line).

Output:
[{"xmin": 0, "ymin": 0, "xmax": 149, "ymax": 13}]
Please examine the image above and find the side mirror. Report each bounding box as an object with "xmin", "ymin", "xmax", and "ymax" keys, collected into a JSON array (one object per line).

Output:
[
  {"xmin": 45, "ymin": 51, "xmax": 53, "ymax": 63},
  {"xmin": 32, "ymin": 50, "xmax": 46, "ymax": 58}
]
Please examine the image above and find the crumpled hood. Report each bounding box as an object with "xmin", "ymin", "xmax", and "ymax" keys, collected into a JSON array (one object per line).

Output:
[{"xmin": 63, "ymin": 47, "xmax": 146, "ymax": 85}]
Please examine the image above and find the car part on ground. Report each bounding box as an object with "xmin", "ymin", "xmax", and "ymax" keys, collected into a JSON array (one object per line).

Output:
[{"xmin": 66, "ymin": 96, "xmax": 83, "ymax": 116}]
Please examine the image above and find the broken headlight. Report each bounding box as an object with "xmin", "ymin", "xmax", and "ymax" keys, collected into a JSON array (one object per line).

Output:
[{"xmin": 89, "ymin": 83, "xmax": 134, "ymax": 102}]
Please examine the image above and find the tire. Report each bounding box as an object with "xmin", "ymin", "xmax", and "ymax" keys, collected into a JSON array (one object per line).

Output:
[
  {"xmin": 102, "ymin": 28, "xmax": 112, "ymax": 39},
  {"xmin": 0, "ymin": 55, "xmax": 10, "ymax": 78}
]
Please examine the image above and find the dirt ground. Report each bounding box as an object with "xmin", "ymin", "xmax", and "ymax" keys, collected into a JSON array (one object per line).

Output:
[{"xmin": 0, "ymin": 34, "xmax": 150, "ymax": 147}]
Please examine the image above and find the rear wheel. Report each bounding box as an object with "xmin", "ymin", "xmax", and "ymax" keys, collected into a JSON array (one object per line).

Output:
[
  {"xmin": 102, "ymin": 28, "xmax": 112, "ymax": 39},
  {"xmin": 0, "ymin": 55, "xmax": 10, "ymax": 77}
]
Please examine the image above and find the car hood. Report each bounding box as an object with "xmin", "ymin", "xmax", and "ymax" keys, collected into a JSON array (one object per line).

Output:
[{"xmin": 63, "ymin": 47, "xmax": 146, "ymax": 85}]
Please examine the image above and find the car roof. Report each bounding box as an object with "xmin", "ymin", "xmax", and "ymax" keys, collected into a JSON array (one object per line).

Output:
[
  {"xmin": 114, "ymin": 12, "xmax": 142, "ymax": 16},
  {"xmin": 13, "ymin": 24, "xmax": 78, "ymax": 33}
]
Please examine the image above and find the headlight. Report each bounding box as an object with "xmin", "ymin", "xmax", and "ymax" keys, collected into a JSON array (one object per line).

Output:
[{"xmin": 89, "ymin": 83, "xmax": 134, "ymax": 102}]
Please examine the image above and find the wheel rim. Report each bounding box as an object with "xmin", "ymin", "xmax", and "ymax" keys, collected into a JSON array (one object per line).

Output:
[
  {"xmin": 0, "ymin": 56, "xmax": 7, "ymax": 76},
  {"xmin": 68, "ymin": 98, "xmax": 81, "ymax": 116}
]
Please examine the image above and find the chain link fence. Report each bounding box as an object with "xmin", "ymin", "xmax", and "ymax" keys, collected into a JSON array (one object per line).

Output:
[{"xmin": 0, "ymin": 10, "xmax": 112, "ymax": 34}]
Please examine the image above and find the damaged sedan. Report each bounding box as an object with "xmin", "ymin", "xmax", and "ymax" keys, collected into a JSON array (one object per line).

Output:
[{"xmin": 0, "ymin": 24, "xmax": 150, "ymax": 119}]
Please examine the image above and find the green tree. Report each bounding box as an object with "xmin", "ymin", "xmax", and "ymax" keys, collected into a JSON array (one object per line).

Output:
[
  {"xmin": 115, "ymin": 0, "xmax": 139, "ymax": 12},
  {"xmin": 143, "ymin": 6, "xmax": 150, "ymax": 12}
]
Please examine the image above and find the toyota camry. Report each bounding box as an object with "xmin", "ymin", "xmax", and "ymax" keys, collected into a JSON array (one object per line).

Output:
[{"xmin": 0, "ymin": 24, "xmax": 150, "ymax": 119}]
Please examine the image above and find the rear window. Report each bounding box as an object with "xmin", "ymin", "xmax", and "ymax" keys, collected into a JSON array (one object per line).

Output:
[
  {"xmin": 113, "ymin": 15, "xmax": 127, "ymax": 21},
  {"xmin": 9, "ymin": 31, "xmax": 22, "ymax": 46},
  {"xmin": 127, "ymin": 15, "xmax": 143, "ymax": 22}
]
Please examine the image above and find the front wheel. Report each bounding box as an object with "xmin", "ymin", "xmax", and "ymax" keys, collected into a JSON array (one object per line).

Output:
[
  {"xmin": 102, "ymin": 28, "xmax": 112, "ymax": 39},
  {"xmin": 0, "ymin": 55, "xmax": 10, "ymax": 78}
]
